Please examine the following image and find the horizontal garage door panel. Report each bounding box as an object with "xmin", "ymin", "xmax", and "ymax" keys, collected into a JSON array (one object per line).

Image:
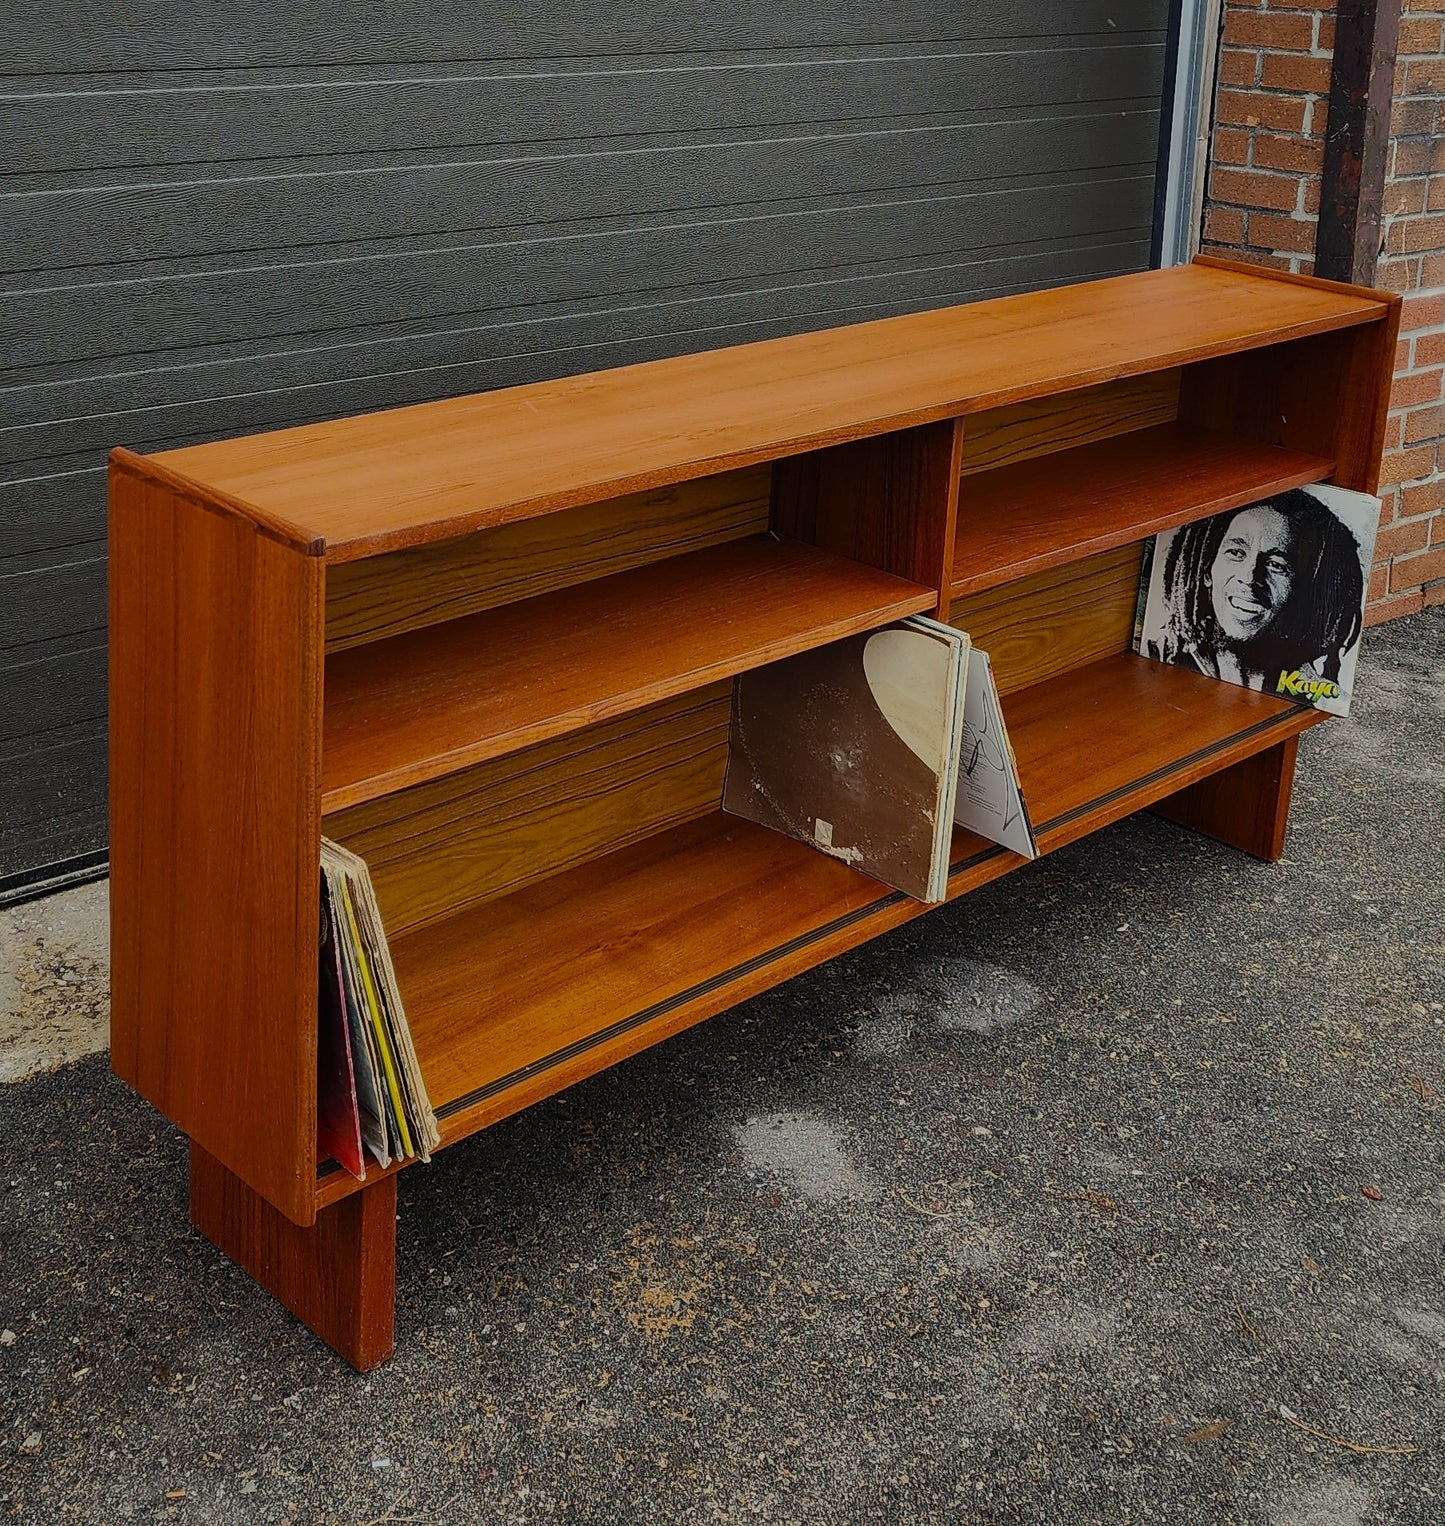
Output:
[
  {"xmin": 0, "ymin": 639, "xmax": 106, "ymax": 749},
  {"xmin": 0, "ymin": 725, "xmax": 109, "ymax": 888},
  {"xmin": 0, "ymin": 5, "xmax": 1170, "ymax": 889},
  {"xmin": 6, "ymin": 109, "xmax": 1158, "ymax": 273},
  {"xmin": 1, "ymin": 2, "xmax": 1167, "ymax": 72},
  {"xmin": 6, "ymin": 45, "xmax": 1162, "ymax": 177},
  {"xmin": 6, "ymin": 177, "xmax": 1156, "ymax": 387}
]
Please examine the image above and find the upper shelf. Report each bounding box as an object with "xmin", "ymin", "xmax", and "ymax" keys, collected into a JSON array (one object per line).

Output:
[
  {"xmin": 951, "ymin": 422, "xmax": 1334, "ymax": 598},
  {"xmin": 144, "ymin": 261, "xmax": 1391, "ymax": 563},
  {"xmin": 321, "ymin": 534, "xmax": 933, "ymax": 812}
]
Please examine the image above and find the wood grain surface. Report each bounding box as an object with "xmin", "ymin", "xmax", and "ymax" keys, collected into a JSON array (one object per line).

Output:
[
  {"xmin": 191, "ymin": 1142, "xmax": 396, "ymax": 1370},
  {"xmin": 391, "ymin": 813, "xmax": 901, "ymax": 1121},
  {"xmin": 310, "ymin": 650, "xmax": 1324, "ymax": 1205},
  {"xmin": 1180, "ymin": 311, "xmax": 1400, "ymax": 495},
  {"xmin": 325, "ymin": 468, "xmax": 769, "ymax": 652},
  {"xmin": 1191, "ymin": 252, "xmax": 1403, "ymax": 307},
  {"xmin": 108, "ymin": 449, "xmax": 323, "ymax": 1227},
  {"xmin": 772, "ymin": 418, "xmax": 963, "ymax": 612},
  {"xmin": 957, "ymin": 370, "xmax": 1180, "ymax": 476},
  {"xmin": 1151, "ymin": 735, "xmax": 1301, "ymax": 861},
  {"xmin": 950, "ymin": 543, "xmax": 1144, "ymax": 694},
  {"xmin": 328, "ymin": 687, "xmax": 730, "ymax": 935},
  {"xmin": 952, "ymin": 423, "xmax": 1332, "ymax": 597},
  {"xmin": 149, "ymin": 263, "xmax": 1388, "ymax": 561},
  {"xmin": 1000, "ymin": 652, "xmax": 1324, "ymax": 858},
  {"xmin": 321, "ymin": 535, "xmax": 933, "ymax": 812}
]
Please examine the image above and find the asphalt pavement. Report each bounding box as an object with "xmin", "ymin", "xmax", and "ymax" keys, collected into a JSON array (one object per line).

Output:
[{"xmin": 2, "ymin": 607, "xmax": 1442, "ymax": 1525}]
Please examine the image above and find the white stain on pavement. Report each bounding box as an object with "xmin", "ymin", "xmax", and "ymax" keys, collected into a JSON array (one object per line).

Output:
[{"xmin": 734, "ymin": 1111, "xmax": 877, "ymax": 1203}]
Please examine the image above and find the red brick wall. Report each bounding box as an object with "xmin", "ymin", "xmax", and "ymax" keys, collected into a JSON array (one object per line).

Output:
[
  {"xmin": 1374, "ymin": 1, "xmax": 1445, "ymax": 617},
  {"xmin": 1202, "ymin": 2, "xmax": 1335, "ymax": 275},
  {"xmin": 1201, "ymin": 0, "xmax": 1445, "ymax": 621}
]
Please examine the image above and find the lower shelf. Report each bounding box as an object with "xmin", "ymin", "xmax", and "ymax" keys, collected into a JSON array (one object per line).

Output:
[
  {"xmin": 980, "ymin": 648, "xmax": 1321, "ymax": 858},
  {"xmin": 316, "ymin": 651, "xmax": 1325, "ymax": 1205}
]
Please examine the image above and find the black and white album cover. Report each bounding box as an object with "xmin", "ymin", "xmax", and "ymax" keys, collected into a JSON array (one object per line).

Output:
[{"xmin": 1134, "ymin": 483, "xmax": 1380, "ymax": 717}]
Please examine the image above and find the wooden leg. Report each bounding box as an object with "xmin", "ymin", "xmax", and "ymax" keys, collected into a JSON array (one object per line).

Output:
[
  {"xmin": 1150, "ymin": 735, "xmax": 1300, "ymax": 862},
  {"xmin": 188, "ymin": 1142, "xmax": 396, "ymax": 1370}
]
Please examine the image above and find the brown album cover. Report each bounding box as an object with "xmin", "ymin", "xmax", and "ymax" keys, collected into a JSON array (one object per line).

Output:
[{"xmin": 722, "ymin": 618, "xmax": 969, "ymax": 902}]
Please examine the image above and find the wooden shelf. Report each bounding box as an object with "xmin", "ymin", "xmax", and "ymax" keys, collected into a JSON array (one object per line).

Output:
[
  {"xmin": 313, "ymin": 651, "xmax": 1325, "ymax": 1194},
  {"xmin": 321, "ymin": 535, "xmax": 934, "ymax": 813},
  {"xmin": 952, "ymin": 423, "xmax": 1334, "ymax": 598},
  {"xmin": 984, "ymin": 649, "xmax": 1325, "ymax": 859},
  {"xmin": 391, "ymin": 813, "xmax": 883, "ymax": 1125},
  {"xmin": 111, "ymin": 255, "xmax": 1396, "ymax": 1366},
  {"xmin": 149, "ymin": 262, "xmax": 1387, "ymax": 562}
]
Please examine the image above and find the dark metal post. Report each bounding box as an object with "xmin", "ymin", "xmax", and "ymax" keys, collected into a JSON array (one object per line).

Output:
[{"xmin": 1316, "ymin": 0, "xmax": 1403, "ymax": 284}]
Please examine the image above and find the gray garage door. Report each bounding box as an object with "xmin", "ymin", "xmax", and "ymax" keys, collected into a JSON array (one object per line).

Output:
[{"xmin": 0, "ymin": 1, "xmax": 1173, "ymax": 898}]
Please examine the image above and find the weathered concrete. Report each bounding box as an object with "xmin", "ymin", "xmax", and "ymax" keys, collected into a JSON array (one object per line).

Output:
[
  {"xmin": 0, "ymin": 608, "xmax": 1441, "ymax": 1524},
  {"xmin": 0, "ymin": 880, "xmax": 109, "ymax": 1084}
]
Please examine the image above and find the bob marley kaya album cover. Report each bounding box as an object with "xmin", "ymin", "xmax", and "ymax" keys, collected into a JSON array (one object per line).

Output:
[{"xmin": 1134, "ymin": 482, "xmax": 1380, "ymax": 718}]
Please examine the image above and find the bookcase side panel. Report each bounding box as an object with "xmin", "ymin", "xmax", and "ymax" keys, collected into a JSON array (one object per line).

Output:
[
  {"xmin": 1329, "ymin": 302, "xmax": 1400, "ymax": 493},
  {"xmin": 770, "ymin": 417, "xmax": 964, "ymax": 614},
  {"xmin": 109, "ymin": 454, "xmax": 323, "ymax": 1227}
]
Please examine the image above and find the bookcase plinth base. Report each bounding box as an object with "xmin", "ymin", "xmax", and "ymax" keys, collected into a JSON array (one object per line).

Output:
[
  {"xmin": 189, "ymin": 1143, "xmax": 397, "ymax": 1371},
  {"xmin": 1151, "ymin": 734, "xmax": 1302, "ymax": 862}
]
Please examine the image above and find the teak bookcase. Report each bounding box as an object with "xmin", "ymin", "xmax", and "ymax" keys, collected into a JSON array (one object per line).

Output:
[{"xmin": 109, "ymin": 256, "xmax": 1397, "ymax": 1369}]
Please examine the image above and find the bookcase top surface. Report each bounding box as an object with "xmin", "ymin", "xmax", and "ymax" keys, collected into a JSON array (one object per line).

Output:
[{"xmin": 145, "ymin": 259, "xmax": 1390, "ymax": 563}]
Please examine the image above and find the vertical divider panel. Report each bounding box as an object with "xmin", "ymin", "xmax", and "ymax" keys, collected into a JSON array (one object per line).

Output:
[
  {"xmin": 108, "ymin": 450, "xmax": 324, "ymax": 1227},
  {"xmin": 770, "ymin": 418, "xmax": 965, "ymax": 615}
]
